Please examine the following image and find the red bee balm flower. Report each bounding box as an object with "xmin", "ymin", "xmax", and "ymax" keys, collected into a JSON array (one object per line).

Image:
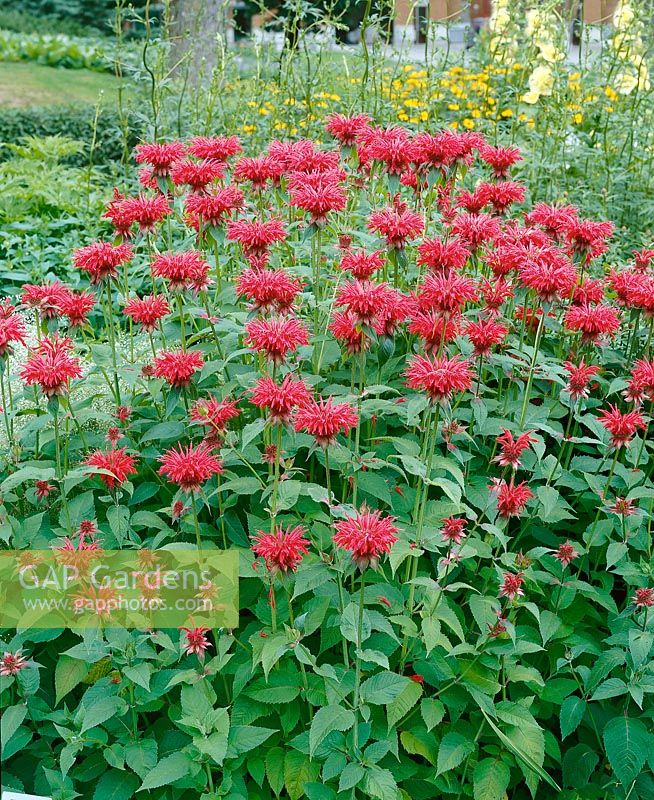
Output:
[
  {"xmin": 598, "ymin": 405, "xmax": 646, "ymax": 448},
  {"xmin": 338, "ymin": 249, "xmax": 385, "ymax": 280},
  {"xmin": 135, "ymin": 141, "xmax": 186, "ymax": 176},
  {"xmin": 368, "ymin": 197, "xmax": 424, "ymax": 249},
  {"xmin": 333, "ymin": 507, "xmax": 399, "ymax": 569},
  {"xmin": 564, "ymin": 304, "xmax": 620, "ymax": 342},
  {"xmin": 123, "ymin": 295, "xmax": 171, "ymax": 331},
  {"xmin": 185, "ymin": 185, "xmax": 244, "ymax": 229},
  {"xmin": 252, "ymin": 525, "xmax": 310, "ymax": 573},
  {"xmin": 633, "ymin": 588, "xmax": 654, "ymax": 608},
  {"xmin": 151, "ymin": 251, "xmax": 211, "ymax": 292},
  {"xmin": 336, "ymin": 280, "xmax": 395, "ymax": 324},
  {"xmin": 187, "ymin": 135, "xmax": 241, "ymax": 161},
  {"xmin": 60, "ymin": 290, "xmax": 95, "ymax": 327},
  {"xmin": 479, "ymin": 143, "xmax": 522, "ymax": 177},
  {"xmin": 21, "ymin": 335, "xmax": 82, "ymax": 397},
  {"xmin": 245, "ymin": 316, "xmax": 309, "ymax": 364},
  {"xmin": 73, "ymin": 242, "xmax": 133, "ymax": 284},
  {"xmin": 159, "ymin": 443, "xmax": 223, "ymax": 491},
  {"xmin": 0, "ymin": 313, "xmax": 27, "ymax": 356},
  {"xmin": 288, "ymin": 170, "xmax": 347, "ymax": 225},
  {"xmin": 499, "ymin": 571, "xmax": 525, "ymax": 601},
  {"xmin": 441, "ymin": 516, "xmax": 467, "ymax": 545},
  {"xmin": 491, "ymin": 479, "xmax": 534, "ymax": 518},
  {"xmin": 179, "ymin": 626, "xmax": 212, "ymax": 657},
  {"xmin": 493, "ymin": 430, "xmax": 536, "ymax": 469},
  {"xmin": 190, "ymin": 397, "xmax": 240, "ymax": 432},
  {"xmin": 554, "ymin": 541, "xmax": 580, "ymax": 567},
  {"xmin": 563, "ymin": 359, "xmax": 600, "ymax": 400},
  {"xmin": 325, "ymin": 113, "xmax": 371, "ymax": 146},
  {"xmin": 250, "ymin": 375, "xmax": 310, "ymax": 423},
  {"xmin": 236, "ymin": 269, "xmax": 303, "ymax": 313},
  {"xmin": 294, "ymin": 397, "xmax": 358, "ymax": 446},
  {"xmin": 467, "ymin": 318, "xmax": 508, "ymax": 356},
  {"xmin": 417, "ymin": 237, "xmax": 470, "ymax": 273},
  {"xmin": 170, "ymin": 158, "xmax": 225, "ymax": 192},
  {"xmin": 405, "ymin": 354, "xmax": 473, "ymax": 404},
  {"xmin": 123, "ymin": 193, "xmax": 171, "ymax": 233},
  {"xmin": 153, "ymin": 350, "xmax": 204, "ymax": 387},
  {"xmin": 84, "ymin": 447, "xmax": 138, "ymax": 490},
  {"xmin": 0, "ymin": 650, "xmax": 29, "ymax": 676},
  {"xmin": 227, "ymin": 218, "xmax": 287, "ymax": 257}
]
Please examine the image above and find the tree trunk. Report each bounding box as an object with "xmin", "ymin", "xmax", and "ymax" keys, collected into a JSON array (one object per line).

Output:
[{"xmin": 168, "ymin": 0, "xmax": 229, "ymax": 80}]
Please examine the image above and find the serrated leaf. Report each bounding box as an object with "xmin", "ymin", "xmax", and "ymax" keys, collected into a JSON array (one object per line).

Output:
[
  {"xmin": 137, "ymin": 752, "xmax": 190, "ymax": 792},
  {"xmin": 436, "ymin": 731, "xmax": 474, "ymax": 775},
  {"xmin": 124, "ymin": 739, "xmax": 157, "ymax": 779},
  {"xmin": 55, "ymin": 656, "xmax": 89, "ymax": 705},
  {"xmin": 93, "ymin": 770, "xmax": 139, "ymax": 800},
  {"xmin": 266, "ymin": 747, "xmax": 286, "ymax": 797},
  {"xmin": 386, "ymin": 680, "xmax": 422, "ymax": 731},
  {"xmin": 603, "ymin": 716, "xmax": 652, "ymax": 786},
  {"xmin": 421, "ymin": 698, "xmax": 445, "ymax": 731},
  {"xmin": 284, "ymin": 750, "xmax": 320, "ymax": 800},
  {"xmin": 361, "ymin": 672, "xmax": 409, "ymax": 705},
  {"xmin": 309, "ymin": 705, "xmax": 355, "ymax": 756},
  {"xmin": 228, "ymin": 725, "xmax": 275, "ymax": 756},
  {"xmin": 560, "ymin": 696, "xmax": 586, "ymax": 740},
  {"xmin": 473, "ymin": 758, "xmax": 510, "ymax": 800},
  {"xmin": 1, "ymin": 705, "xmax": 27, "ymax": 754}
]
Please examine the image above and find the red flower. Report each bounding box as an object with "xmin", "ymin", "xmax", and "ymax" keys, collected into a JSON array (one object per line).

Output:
[
  {"xmin": 293, "ymin": 396, "xmax": 358, "ymax": 446},
  {"xmin": 185, "ymin": 185, "xmax": 244, "ymax": 229},
  {"xmin": 233, "ymin": 155, "xmax": 282, "ymax": 188},
  {"xmin": 103, "ymin": 189, "xmax": 135, "ymax": 236},
  {"xmin": 369, "ymin": 196, "xmax": 424, "ymax": 249},
  {"xmin": 329, "ymin": 310, "xmax": 368, "ymax": 353},
  {"xmin": 179, "ymin": 626, "xmax": 212, "ymax": 657},
  {"xmin": 190, "ymin": 396, "xmax": 240, "ymax": 433},
  {"xmin": 288, "ymin": 169, "xmax": 347, "ymax": 225},
  {"xmin": 466, "ymin": 318, "xmax": 508, "ymax": 356},
  {"xmin": 85, "ymin": 446, "xmax": 138, "ymax": 489},
  {"xmin": 554, "ymin": 541, "xmax": 579, "ymax": 567},
  {"xmin": 633, "ymin": 248, "xmax": 654, "ymax": 271},
  {"xmin": 250, "ymin": 374, "xmax": 310, "ymax": 422},
  {"xmin": 123, "ymin": 295, "xmax": 170, "ymax": 331},
  {"xmin": 409, "ymin": 673, "xmax": 425, "ymax": 684},
  {"xmin": 494, "ymin": 430, "xmax": 536, "ymax": 469},
  {"xmin": 333, "ymin": 507, "xmax": 399, "ymax": 569},
  {"xmin": 608, "ymin": 497, "xmax": 636, "ymax": 517},
  {"xmin": 563, "ymin": 359, "xmax": 600, "ymax": 400},
  {"xmin": 518, "ymin": 247, "xmax": 577, "ymax": 302},
  {"xmin": 252, "ymin": 524, "xmax": 310, "ymax": 573},
  {"xmin": 479, "ymin": 143, "xmax": 522, "ymax": 177},
  {"xmin": 566, "ymin": 218, "xmax": 614, "ymax": 260},
  {"xmin": 417, "ymin": 272, "xmax": 478, "ymax": 314},
  {"xmin": 269, "ymin": 139, "xmax": 340, "ymax": 174},
  {"xmin": 499, "ymin": 571, "xmax": 525, "ymax": 600},
  {"xmin": 338, "ymin": 249, "xmax": 385, "ymax": 280},
  {"xmin": 0, "ymin": 650, "xmax": 29, "ymax": 677},
  {"xmin": 450, "ymin": 212, "xmax": 501, "ymax": 249},
  {"xmin": 598, "ymin": 405, "xmax": 646, "ymax": 448},
  {"xmin": 21, "ymin": 281, "xmax": 70, "ymax": 318},
  {"xmin": 413, "ymin": 130, "xmax": 480, "ymax": 170},
  {"xmin": 572, "ymin": 278, "xmax": 605, "ymax": 306},
  {"xmin": 405, "ymin": 354, "xmax": 473, "ymax": 403},
  {"xmin": 236, "ymin": 268, "xmax": 303, "ymax": 313},
  {"xmin": 485, "ymin": 181, "xmax": 526, "ymax": 214},
  {"xmin": 122, "ymin": 193, "xmax": 172, "ymax": 233},
  {"xmin": 441, "ymin": 516, "xmax": 467, "ymax": 545},
  {"xmin": 525, "ymin": 202, "xmax": 579, "ymax": 239},
  {"xmin": 0, "ymin": 312, "xmax": 26, "ymax": 356},
  {"xmin": 227, "ymin": 218, "xmax": 287, "ymax": 258},
  {"xmin": 336, "ymin": 280, "xmax": 394, "ymax": 324},
  {"xmin": 170, "ymin": 158, "xmax": 225, "ymax": 192},
  {"xmin": 367, "ymin": 126, "xmax": 417, "ymax": 175},
  {"xmin": 35, "ymin": 480, "xmax": 55, "ymax": 500},
  {"xmin": 159, "ymin": 442, "xmax": 223, "ymax": 491},
  {"xmin": 325, "ymin": 113, "xmax": 371, "ymax": 146},
  {"xmin": 134, "ymin": 141, "xmax": 186, "ymax": 176},
  {"xmin": 491, "ymin": 479, "xmax": 533, "ymax": 518},
  {"xmin": 480, "ymin": 278, "xmax": 514, "ymax": 313},
  {"xmin": 632, "ymin": 588, "xmax": 654, "ymax": 608},
  {"xmin": 151, "ymin": 251, "xmax": 211, "ymax": 292},
  {"xmin": 73, "ymin": 242, "xmax": 133, "ymax": 283},
  {"xmin": 21, "ymin": 335, "xmax": 82, "ymax": 397},
  {"xmin": 408, "ymin": 310, "xmax": 460, "ymax": 351},
  {"xmin": 60, "ymin": 290, "xmax": 95, "ymax": 327},
  {"xmin": 456, "ymin": 186, "xmax": 491, "ymax": 214},
  {"xmin": 417, "ymin": 237, "xmax": 470, "ymax": 273},
  {"xmin": 187, "ymin": 135, "xmax": 241, "ymax": 161},
  {"xmin": 115, "ymin": 406, "xmax": 132, "ymax": 423},
  {"xmin": 564, "ymin": 304, "xmax": 620, "ymax": 342},
  {"xmin": 153, "ymin": 349, "xmax": 204, "ymax": 387},
  {"xmin": 626, "ymin": 359, "xmax": 654, "ymax": 404},
  {"xmin": 245, "ymin": 316, "xmax": 309, "ymax": 363}
]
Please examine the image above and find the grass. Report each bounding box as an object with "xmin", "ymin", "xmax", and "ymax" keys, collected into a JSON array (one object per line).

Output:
[{"xmin": 0, "ymin": 61, "xmax": 123, "ymax": 108}]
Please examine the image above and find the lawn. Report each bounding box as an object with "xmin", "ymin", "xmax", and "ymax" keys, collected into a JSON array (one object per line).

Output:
[{"xmin": 0, "ymin": 61, "xmax": 122, "ymax": 107}]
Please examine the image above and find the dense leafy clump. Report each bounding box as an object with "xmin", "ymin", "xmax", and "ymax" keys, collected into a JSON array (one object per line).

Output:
[{"xmin": 1, "ymin": 120, "xmax": 653, "ymax": 800}]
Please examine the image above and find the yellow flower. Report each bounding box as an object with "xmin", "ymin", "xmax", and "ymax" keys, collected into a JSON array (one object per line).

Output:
[
  {"xmin": 572, "ymin": 113, "xmax": 583, "ymax": 124},
  {"xmin": 448, "ymin": 103, "xmax": 460, "ymax": 111},
  {"xmin": 500, "ymin": 108, "xmax": 513, "ymax": 118},
  {"xmin": 462, "ymin": 118, "xmax": 475, "ymax": 129}
]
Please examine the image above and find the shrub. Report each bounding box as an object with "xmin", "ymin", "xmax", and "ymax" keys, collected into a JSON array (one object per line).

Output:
[{"xmin": 1, "ymin": 122, "xmax": 653, "ymax": 799}]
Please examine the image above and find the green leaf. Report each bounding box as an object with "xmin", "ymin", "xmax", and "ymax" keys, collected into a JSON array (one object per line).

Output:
[
  {"xmin": 124, "ymin": 739, "xmax": 157, "ymax": 779},
  {"xmin": 421, "ymin": 698, "xmax": 445, "ymax": 731},
  {"xmin": 275, "ymin": 479, "xmax": 302, "ymax": 511},
  {"xmin": 603, "ymin": 716, "xmax": 652, "ymax": 787},
  {"xmin": 93, "ymin": 770, "xmax": 139, "ymax": 800},
  {"xmin": 55, "ymin": 656, "xmax": 89, "ymax": 705},
  {"xmin": 364, "ymin": 765, "xmax": 401, "ymax": 800},
  {"xmin": 537, "ymin": 486, "xmax": 575, "ymax": 522},
  {"xmin": 79, "ymin": 695, "xmax": 126, "ymax": 733},
  {"xmin": 591, "ymin": 678, "xmax": 627, "ymax": 701},
  {"xmin": 309, "ymin": 705, "xmax": 355, "ymax": 756},
  {"xmin": 473, "ymin": 758, "xmax": 510, "ymax": 800},
  {"xmin": 338, "ymin": 763, "xmax": 365, "ymax": 792},
  {"xmin": 360, "ymin": 672, "xmax": 409, "ymax": 705},
  {"xmin": 284, "ymin": 750, "xmax": 320, "ymax": 800},
  {"xmin": 195, "ymin": 723, "xmax": 229, "ymax": 767},
  {"xmin": 137, "ymin": 752, "xmax": 191, "ymax": 792},
  {"xmin": 123, "ymin": 663, "xmax": 151, "ymax": 692},
  {"xmin": 560, "ymin": 696, "xmax": 586, "ymax": 739},
  {"xmin": 436, "ymin": 731, "xmax": 475, "ymax": 775},
  {"xmin": 1, "ymin": 705, "xmax": 27, "ymax": 754},
  {"xmin": 266, "ymin": 747, "xmax": 286, "ymax": 797},
  {"xmin": 386, "ymin": 680, "xmax": 422, "ymax": 731},
  {"xmin": 228, "ymin": 725, "xmax": 276, "ymax": 756}
]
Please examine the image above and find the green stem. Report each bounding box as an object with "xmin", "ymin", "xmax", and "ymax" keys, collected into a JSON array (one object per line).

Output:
[{"xmin": 352, "ymin": 570, "xmax": 366, "ymax": 754}]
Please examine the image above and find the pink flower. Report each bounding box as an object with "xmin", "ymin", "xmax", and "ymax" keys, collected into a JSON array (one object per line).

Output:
[
  {"xmin": 491, "ymin": 479, "xmax": 533, "ymax": 518},
  {"xmin": 190, "ymin": 397, "xmax": 240, "ymax": 433},
  {"xmin": 159, "ymin": 442, "xmax": 223, "ymax": 491},
  {"xmin": 250, "ymin": 375, "xmax": 310, "ymax": 423},
  {"xmin": 405, "ymin": 354, "xmax": 473, "ymax": 404},
  {"xmin": 245, "ymin": 316, "xmax": 309, "ymax": 364},
  {"xmin": 563, "ymin": 359, "xmax": 600, "ymax": 400},
  {"xmin": 293, "ymin": 396, "xmax": 358, "ymax": 446},
  {"xmin": 153, "ymin": 349, "xmax": 204, "ymax": 387},
  {"xmin": 252, "ymin": 525, "xmax": 310, "ymax": 573},
  {"xmin": 123, "ymin": 295, "xmax": 171, "ymax": 331},
  {"xmin": 338, "ymin": 249, "xmax": 385, "ymax": 280},
  {"xmin": 479, "ymin": 143, "xmax": 522, "ymax": 177},
  {"xmin": 499, "ymin": 571, "xmax": 525, "ymax": 601},
  {"xmin": 564, "ymin": 304, "xmax": 620, "ymax": 342},
  {"xmin": 0, "ymin": 650, "xmax": 30, "ymax": 676},
  {"xmin": 598, "ymin": 405, "xmax": 646, "ymax": 448},
  {"xmin": 441, "ymin": 516, "xmax": 467, "ymax": 545},
  {"xmin": 493, "ymin": 430, "xmax": 536, "ymax": 469},
  {"xmin": 84, "ymin": 447, "xmax": 138, "ymax": 489},
  {"xmin": 20, "ymin": 335, "xmax": 82, "ymax": 397},
  {"xmin": 288, "ymin": 169, "xmax": 347, "ymax": 225},
  {"xmin": 632, "ymin": 588, "xmax": 654, "ymax": 608},
  {"xmin": 417, "ymin": 237, "xmax": 470, "ymax": 273},
  {"xmin": 227, "ymin": 218, "xmax": 287, "ymax": 258},
  {"xmin": 325, "ymin": 113, "xmax": 371, "ymax": 146},
  {"xmin": 73, "ymin": 242, "xmax": 133, "ymax": 283},
  {"xmin": 369, "ymin": 196, "xmax": 424, "ymax": 249},
  {"xmin": 170, "ymin": 158, "xmax": 225, "ymax": 192},
  {"xmin": 554, "ymin": 541, "xmax": 579, "ymax": 567},
  {"xmin": 466, "ymin": 318, "xmax": 508, "ymax": 356},
  {"xmin": 187, "ymin": 135, "xmax": 241, "ymax": 161},
  {"xmin": 151, "ymin": 251, "xmax": 211, "ymax": 292},
  {"xmin": 236, "ymin": 269, "xmax": 302, "ymax": 313},
  {"xmin": 179, "ymin": 626, "xmax": 212, "ymax": 657}
]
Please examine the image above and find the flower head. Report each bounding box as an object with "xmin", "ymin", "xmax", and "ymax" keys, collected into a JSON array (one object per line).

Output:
[
  {"xmin": 417, "ymin": 272, "xmax": 478, "ymax": 315},
  {"xmin": 598, "ymin": 405, "xmax": 646, "ymax": 448},
  {"xmin": 0, "ymin": 312, "xmax": 27, "ymax": 356},
  {"xmin": 122, "ymin": 193, "xmax": 172, "ymax": 233},
  {"xmin": 159, "ymin": 442, "xmax": 223, "ymax": 491},
  {"xmin": 85, "ymin": 446, "xmax": 138, "ymax": 490},
  {"xmin": 123, "ymin": 295, "xmax": 171, "ymax": 331},
  {"xmin": 407, "ymin": 309, "xmax": 460, "ymax": 351},
  {"xmin": 245, "ymin": 316, "xmax": 309, "ymax": 364},
  {"xmin": 466, "ymin": 318, "xmax": 508, "ymax": 356},
  {"xmin": 250, "ymin": 374, "xmax": 310, "ymax": 423},
  {"xmin": 491, "ymin": 479, "xmax": 533, "ymax": 518},
  {"xmin": 21, "ymin": 282, "xmax": 69, "ymax": 318},
  {"xmin": 369, "ymin": 196, "xmax": 424, "ymax": 249},
  {"xmin": 0, "ymin": 650, "xmax": 30, "ymax": 676},
  {"xmin": 441, "ymin": 516, "xmax": 467, "ymax": 545},
  {"xmin": 325, "ymin": 113, "xmax": 371, "ymax": 146},
  {"xmin": 236, "ymin": 268, "xmax": 303, "ymax": 313},
  {"xmin": 405, "ymin": 354, "xmax": 473, "ymax": 404},
  {"xmin": 135, "ymin": 141, "xmax": 186, "ymax": 176},
  {"xmin": 21, "ymin": 335, "xmax": 82, "ymax": 397},
  {"xmin": 227, "ymin": 218, "xmax": 287, "ymax": 258},
  {"xmin": 170, "ymin": 158, "xmax": 226, "ymax": 193},
  {"xmin": 417, "ymin": 237, "xmax": 470, "ymax": 273},
  {"xmin": 185, "ymin": 185, "xmax": 244, "ymax": 229},
  {"xmin": 494, "ymin": 430, "xmax": 536, "ymax": 469},
  {"xmin": 73, "ymin": 242, "xmax": 133, "ymax": 284},
  {"xmin": 336, "ymin": 280, "xmax": 394, "ymax": 325},
  {"xmin": 563, "ymin": 359, "xmax": 600, "ymax": 400},
  {"xmin": 151, "ymin": 251, "xmax": 211, "ymax": 292},
  {"xmin": 252, "ymin": 525, "xmax": 310, "ymax": 573},
  {"xmin": 632, "ymin": 588, "xmax": 654, "ymax": 608},
  {"xmin": 564, "ymin": 304, "xmax": 620, "ymax": 342},
  {"xmin": 333, "ymin": 507, "xmax": 399, "ymax": 569},
  {"xmin": 187, "ymin": 135, "xmax": 241, "ymax": 161},
  {"xmin": 190, "ymin": 396, "xmax": 240, "ymax": 434},
  {"xmin": 479, "ymin": 143, "xmax": 523, "ymax": 178},
  {"xmin": 179, "ymin": 626, "xmax": 212, "ymax": 657},
  {"xmin": 153, "ymin": 349, "xmax": 204, "ymax": 387},
  {"xmin": 294, "ymin": 396, "xmax": 358, "ymax": 446},
  {"xmin": 554, "ymin": 541, "xmax": 579, "ymax": 567},
  {"xmin": 499, "ymin": 571, "xmax": 525, "ymax": 601},
  {"xmin": 288, "ymin": 169, "xmax": 347, "ymax": 225},
  {"xmin": 338, "ymin": 249, "xmax": 385, "ymax": 280}
]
